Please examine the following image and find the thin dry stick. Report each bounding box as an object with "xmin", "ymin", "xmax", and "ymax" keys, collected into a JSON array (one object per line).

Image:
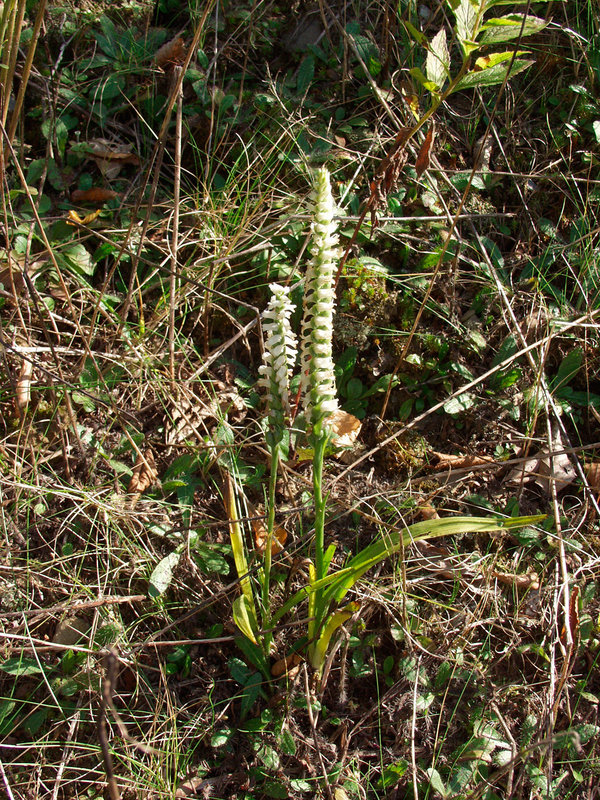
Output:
[
  {"xmin": 0, "ymin": 757, "xmax": 16, "ymax": 800},
  {"xmin": 0, "ymin": 594, "xmax": 145, "ymax": 620},
  {"xmin": 410, "ymin": 655, "xmax": 422, "ymax": 800},
  {"xmin": 52, "ymin": 707, "xmax": 81, "ymax": 800},
  {"xmin": 98, "ymin": 654, "xmax": 121, "ymax": 800},
  {"xmin": 170, "ymin": 65, "xmax": 183, "ymax": 388},
  {"xmin": 4, "ymin": 0, "xmax": 47, "ymax": 155}
]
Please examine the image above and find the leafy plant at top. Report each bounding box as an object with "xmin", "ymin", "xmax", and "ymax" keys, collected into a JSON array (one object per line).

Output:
[{"xmin": 407, "ymin": 0, "xmax": 549, "ymax": 100}]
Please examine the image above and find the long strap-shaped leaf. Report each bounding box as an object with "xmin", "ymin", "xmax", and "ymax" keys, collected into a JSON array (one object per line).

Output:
[{"xmin": 326, "ymin": 514, "xmax": 545, "ymax": 606}]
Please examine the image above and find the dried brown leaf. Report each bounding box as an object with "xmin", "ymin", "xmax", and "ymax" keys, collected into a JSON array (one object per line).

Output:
[
  {"xmin": 418, "ymin": 502, "xmax": 439, "ymax": 520},
  {"xmin": 246, "ymin": 500, "xmax": 288, "ymax": 555},
  {"xmin": 129, "ymin": 449, "xmax": 158, "ymax": 494},
  {"xmin": 71, "ymin": 188, "xmax": 119, "ymax": 205},
  {"xmin": 155, "ymin": 36, "xmax": 186, "ymax": 69},
  {"xmin": 15, "ymin": 358, "xmax": 33, "ymax": 411},
  {"xmin": 415, "ymin": 125, "xmax": 435, "ymax": 178},
  {"xmin": 431, "ymin": 451, "xmax": 495, "ymax": 470},
  {"xmin": 492, "ymin": 569, "xmax": 540, "ymax": 591},
  {"xmin": 66, "ymin": 209, "xmax": 103, "ymax": 226},
  {"xmin": 271, "ymin": 652, "xmax": 302, "ymax": 678},
  {"xmin": 327, "ymin": 409, "xmax": 362, "ymax": 449},
  {"xmin": 560, "ymin": 585, "xmax": 580, "ymax": 650},
  {"xmin": 584, "ymin": 461, "xmax": 600, "ymax": 495},
  {"xmin": 82, "ymin": 139, "xmax": 140, "ymax": 179}
]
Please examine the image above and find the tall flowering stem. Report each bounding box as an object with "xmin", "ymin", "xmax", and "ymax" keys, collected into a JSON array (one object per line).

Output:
[
  {"xmin": 258, "ymin": 284, "xmax": 297, "ymax": 648},
  {"xmin": 299, "ymin": 168, "xmax": 340, "ymax": 646}
]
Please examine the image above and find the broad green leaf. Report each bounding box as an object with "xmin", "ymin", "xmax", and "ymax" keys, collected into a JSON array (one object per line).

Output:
[
  {"xmin": 233, "ymin": 595, "xmax": 258, "ymax": 645},
  {"xmin": 328, "ymin": 515, "xmax": 545, "ymax": 605},
  {"xmin": 454, "ymin": 0, "xmax": 480, "ymax": 52},
  {"xmin": 474, "ymin": 50, "xmax": 528, "ymax": 70},
  {"xmin": 309, "ymin": 602, "xmax": 358, "ymax": 674},
  {"xmin": 444, "ymin": 393, "xmax": 476, "ymax": 414},
  {"xmin": 296, "ymin": 54, "xmax": 314, "ymax": 95},
  {"xmin": 0, "ymin": 657, "xmax": 45, "ymax": 676},
  {"xmin": 552, "ymin": 348, "xmax": 583, "ymax": 392},
  {"xmin": 149, "ymin": 549, "xmax": 181, "ymax": 598},
  {"xmin": 454, "ymin": 57, "xmax": 533, "ymax": 90},
  {"xmin": 426, "ymin": 29, "xmax": 450, "ymax": 90},
  {"xmin": 61, "ymin": 243, "xmax": 95, "ymax": 277},
  {"xmin": 478, "ymin": 15, "xmax": 547, "ymax": 45},
  {"xmin": 483, "ymin": 0, "xmax": 552, "ymax": 8},
  {"xmin": 427, "ymin": 768, "xmax": 449, "ymax": 798}
]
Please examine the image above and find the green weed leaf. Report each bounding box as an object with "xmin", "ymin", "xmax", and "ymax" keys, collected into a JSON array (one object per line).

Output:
[
  {"xmin": 455, "ymin": 57, "xmax": 533, "ymax": 90},
  {"xmin": 61, "ymin": 243, "xmax": 95, "ymax": 277},
  {"xmin": 296, "ymin": 54, "xmax": 315, "ymax": 95},
  {"xmin": 149, "ymin": 549, "xmax": 181, "ymax": 598},
  {"xmin": 0, "ymin": 657, "xmax": 46, "ymax": 676},
  {"xmin": 454, "ymin": 0, "xmax": 480, "ymax": 53},
  {"xmin": 478, "ymin": 15, "xmax": 547, "ymax": 45},
  {"xmin": 551, "ymin": 348, "xmax": 582, "ymax": 392},
  {"xmin": 444, "ymin": 393, "xmax": 476, "ymax": 414},
  {"xmin": 426, "ymin": 29, "xmax": 450, "ymax": 90}
]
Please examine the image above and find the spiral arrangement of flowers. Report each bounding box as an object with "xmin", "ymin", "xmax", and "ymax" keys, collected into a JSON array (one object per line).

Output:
[
  {"xmin": 258, "ymin": 283, "xmax": 297, "ymax": 442},
  {"xmin": 299, "ymin": 167, "xmax": 340, "ymax": 433}
]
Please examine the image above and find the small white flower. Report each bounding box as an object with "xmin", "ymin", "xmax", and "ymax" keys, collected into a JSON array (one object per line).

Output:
[
  {"xmin": 300, "ymin": 168, "xmax": 340, "ymax": 431},
  {"xmin": 260, "ymin": 284, "xmax": 297, "ymax": 435}
]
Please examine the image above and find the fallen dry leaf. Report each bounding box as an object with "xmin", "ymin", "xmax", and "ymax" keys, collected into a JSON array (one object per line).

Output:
[
  {"xmin": 155, "ymin": 36, "xmax": 186, "ymax": 69},
  {"xmin": 271, "ymin": 652, "xmax": 302, "ymax": 678},
  {"xmin": 560, "ymin": 584, "xmax": 580, "ymax": 650},
  {"xmin": 507, "ymin": 430, "xmax": 576, "ymax": 494},
  {"xmin": 66, "ymin": 208, "xmax": 102, "ymax": 226},
  {"xmin": 129, "ymin": 449, "xmax": 158, "ymax": 494},
  {"xmin": 71, "ymin": 188, "xmax": 119, "ymax": 205},
  {"xmin": 415, "ymin": 125, "xmax": 435, "ymax": 178},
  {"xmin": 15, "ymin": 358, "xmax": 33, "ymax": 411},
  {"xmin": 491, "ymin": 569, "xmax": 540, "ymax": 591},
  {"xmin": 174, "ymin": 775, "xmax": 205, "ymax": 798},
  {"xmin": 431, "ymin": 451, "xmax": 495, "ymax": 470},
  {"xmin": 418, "ymin": 502, "xmax": 439, "ymax": 520},
  {"xmin": 327, "ymin": 409, "xmax": 362, "ymax": 449},
  {"xmin": 82, "ymin": 138, "xmax": 140, "ymax": 180},
  {"xmin": 246, "ymin": 499, "xmax": 288, "ymax": 555},
  {"xmin": 584, "ymin": 462, "xmax": 600, "ymax": 495},
  {"xmin": 53, "ymin": 616, "xmax": 89, "ymax": 646}
]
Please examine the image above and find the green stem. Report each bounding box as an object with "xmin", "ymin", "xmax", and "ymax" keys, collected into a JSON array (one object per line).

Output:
[
  {"xmin": 312, "ymin": 431, "xmax": 328, "ymax": 631},
  {"xmin": 261, "ymin": 441, "xmax": 280, "ymax": 656}
]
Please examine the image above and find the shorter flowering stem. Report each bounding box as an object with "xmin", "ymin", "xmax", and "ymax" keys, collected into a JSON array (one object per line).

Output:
[{"xmin": 260, "ymin": 441, "xmax": 280, "ymax": 656}]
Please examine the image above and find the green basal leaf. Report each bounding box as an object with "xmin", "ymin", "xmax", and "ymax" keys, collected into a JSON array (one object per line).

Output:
[
  {"xmin": 233, "ymin": 594, "xmax": 258, "ymax": 645},
  {"xmin": 454, "ymin": 57, "xmax": 533, "ymax": 90},
  {"xmin": 474, "ymin": 50, "xmax": 528, "ymax": 70},
  {"xmin": 483, "ymin": 0, "xmax": 552, "ymax": 8},
  {"xmin": 478, "ymin": 15, "xmax": 547, "ymax": 45},
  {"xmin": 309, "ymin": 602, "xmax": 358, "ymax": 674},
  {"xmin": 426, "ymin": 28, "xmax": 450, "ymax": 90},
  {"xmin": 327, "ymin": 515, "xmax": 546, "ymax": 605}
]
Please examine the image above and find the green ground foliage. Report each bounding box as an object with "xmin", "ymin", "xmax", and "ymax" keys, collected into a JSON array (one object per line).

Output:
[{"xmin": 0, "ymin": 0, "xmax": 599, "ymax": 798}]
